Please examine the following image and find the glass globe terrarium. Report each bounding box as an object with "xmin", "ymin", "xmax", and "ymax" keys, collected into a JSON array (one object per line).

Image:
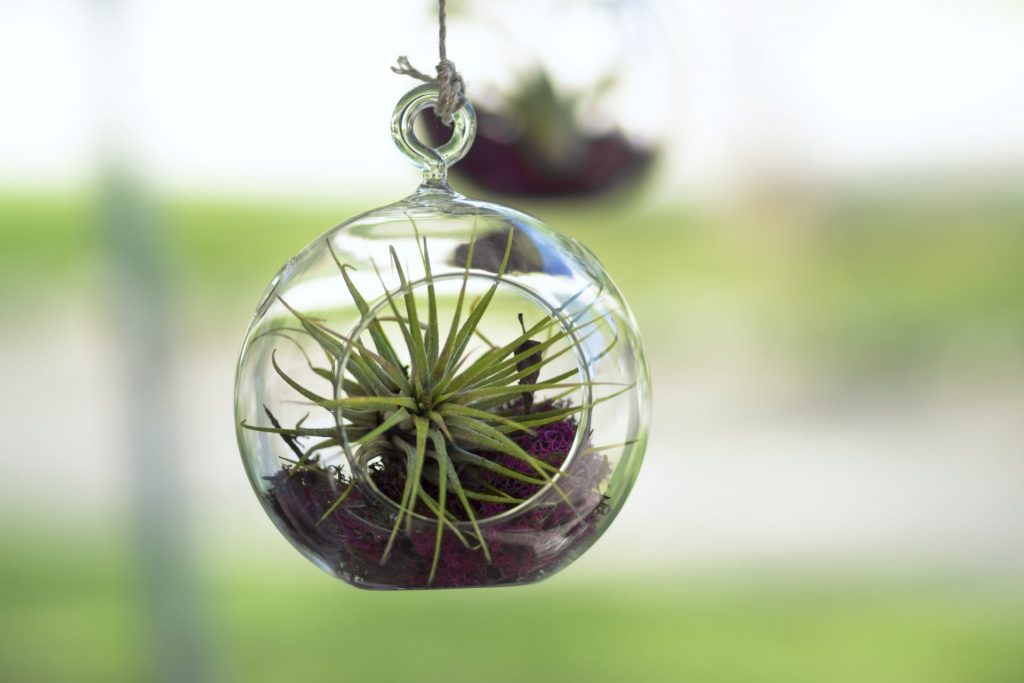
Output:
[
  {"xmin": 422, "ymin": 0, "xmax": 672, "ymax": 197},
  {"xmin": 235, "ymin": 84, "xmax": 650, "ymax": 589}
]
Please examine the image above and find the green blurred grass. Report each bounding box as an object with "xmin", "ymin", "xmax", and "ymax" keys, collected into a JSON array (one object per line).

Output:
[
  {"xmin": 3, "ymin": 191, "xmax": 1023, "ymax": 372},
  {"xmin": 3, "ymin": 193, "xmax": 1024, "ymax": 681},
  {"xmin": 2, "ymin": 534, "xmax": 1023, "ymax": 683}
]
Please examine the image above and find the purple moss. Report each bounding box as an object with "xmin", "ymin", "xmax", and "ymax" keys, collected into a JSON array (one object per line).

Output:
[
  {"xmin": 264, "ymin": 403, "xmax": 611, "ymax": 589},
  {"xmin": 425, "ymin": 106, "xmax": 655, "ymax": 198}
]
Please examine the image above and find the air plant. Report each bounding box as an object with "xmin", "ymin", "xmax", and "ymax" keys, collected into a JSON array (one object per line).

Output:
[
  {"xmin": 425, "ymin": 69, "xmax": 656, "ymax": 198},
  {"xmin": 242, "ymin": 225, "xmax": 626, "ymax": 587}
]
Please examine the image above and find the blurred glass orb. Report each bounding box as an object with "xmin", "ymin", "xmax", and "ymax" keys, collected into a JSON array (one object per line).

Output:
[{"xmin": 424, "ymin": 0, "xmax": 673, "ymax": 198}]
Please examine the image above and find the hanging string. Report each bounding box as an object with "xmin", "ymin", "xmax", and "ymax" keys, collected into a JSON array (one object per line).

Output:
[{"xmin": 392, "ymin": 0, "xmax": 466, "ymax": 126}]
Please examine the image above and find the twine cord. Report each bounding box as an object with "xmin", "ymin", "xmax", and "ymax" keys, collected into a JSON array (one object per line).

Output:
[{"xmin": 392, "ymin": 0, "xmax": 466, "ymax": 125}]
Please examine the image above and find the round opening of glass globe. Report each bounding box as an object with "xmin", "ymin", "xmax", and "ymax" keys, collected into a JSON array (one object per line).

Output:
[{"xmin": 338, "ymin": 274, "xmax": 594, "ymax": 529}]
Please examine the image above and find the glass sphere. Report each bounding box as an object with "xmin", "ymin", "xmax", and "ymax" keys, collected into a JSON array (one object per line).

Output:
[
  {"xmin": 234, "ymin": 85, "xmax": 650, "ymax": 589},
  {"xmin": 422, "ymin": 0, "xmax": 673, "ymax": 197}
]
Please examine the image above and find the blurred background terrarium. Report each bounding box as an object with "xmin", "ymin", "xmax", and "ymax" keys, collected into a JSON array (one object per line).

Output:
[
  {"xmin": 234, "ymin": 85, "xmax": 650, "ymax": 589},
  {"xmin": 422, "ymin": 0, "xmax": 672, "ymax": 198}
]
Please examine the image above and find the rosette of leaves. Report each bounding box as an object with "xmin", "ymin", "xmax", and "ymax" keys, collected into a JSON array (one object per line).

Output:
[{"xmin": 243, "ymin": 225, "xmax": 626, "ymax": 585}]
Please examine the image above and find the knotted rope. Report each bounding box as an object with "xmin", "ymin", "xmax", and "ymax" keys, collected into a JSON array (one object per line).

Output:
[{"xmin": 391, "ymin": 0, "xmax": 466, "ymax": 125}]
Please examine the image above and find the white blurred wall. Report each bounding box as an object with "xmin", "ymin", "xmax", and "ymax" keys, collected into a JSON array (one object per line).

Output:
[{"xmin": 2, "ymin": 0, "xmax": 1023, "ymax": 199}]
